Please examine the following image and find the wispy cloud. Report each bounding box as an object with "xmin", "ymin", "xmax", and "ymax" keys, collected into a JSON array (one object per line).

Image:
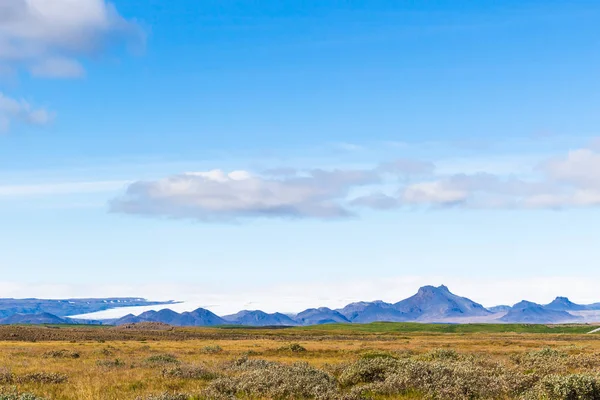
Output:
[
  {"xmin": 0, "ymin": 180, "xmax": 128, "ymax": 197},
  {"xmin": 0, "ymin": 92, "xmax": 52, "ymax": 131}
]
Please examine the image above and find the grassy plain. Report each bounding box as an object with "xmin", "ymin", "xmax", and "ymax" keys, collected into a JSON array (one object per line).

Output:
[{"xmin": 0, "ymin": 323, "xmax": 599, "ymax": 400}]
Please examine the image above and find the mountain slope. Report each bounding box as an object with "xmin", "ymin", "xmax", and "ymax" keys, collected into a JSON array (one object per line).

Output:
[
  {"xmin": 500, "ymin": 301, "xmax": 581, "ymax": 323},
  {"xmin": 295, "ymin": 307, "xmax": 350, "ymax": 325},
  {"xmin": 488, "ymin": 305, "xmax": 511, "ymax": 313},
  {"xmin": 223, "ymin": 310, "xmax": 298, "ymax": 326},
  {"xmin": 393, "ymin": 285, "xmax": 491, "ymax": 321}
]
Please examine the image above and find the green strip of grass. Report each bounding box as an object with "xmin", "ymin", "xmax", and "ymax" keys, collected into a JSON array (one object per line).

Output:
[{"xmin": 293, "ymin": 322, "xmax": 596, "ymax": 334}]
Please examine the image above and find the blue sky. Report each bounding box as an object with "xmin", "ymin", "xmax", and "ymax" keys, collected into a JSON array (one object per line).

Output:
[{"xmin": 1, "ymin": 1, "xmax": 600, "ymax": 315}]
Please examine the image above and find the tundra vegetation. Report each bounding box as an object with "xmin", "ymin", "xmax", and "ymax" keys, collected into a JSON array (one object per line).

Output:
[{"xmin": 0, "ymin": 323, "xmax": 598, "ymax": 399}]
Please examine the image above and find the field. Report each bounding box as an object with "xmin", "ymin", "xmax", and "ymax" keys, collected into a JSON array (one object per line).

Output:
[{"xmin": 0, "ymin": 323, "xmax": 599, "ymax": 399}]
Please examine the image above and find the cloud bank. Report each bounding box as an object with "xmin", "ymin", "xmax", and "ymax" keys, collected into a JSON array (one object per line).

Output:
[
  {"xmin": 0, "ymin": 0, "xmax": 141, "ymax": 78},
  {"xmin": 111, "ymin": 145, "xmax": 600, "ymax": 222}
]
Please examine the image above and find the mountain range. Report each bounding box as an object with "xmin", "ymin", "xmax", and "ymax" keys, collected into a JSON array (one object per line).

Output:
[
  {"xmin": 0, "ymin": 298, "xmax": 178, "ymax": 319},
  {"xmin": 2, "ymin": 286, "xmax": 600, "ymax": 326},
  {"xmin": 102, "ymin": 285, "xmax": 600, "ymax": 326},
  {"xmin": 499, "ymin": 301, "xmax": 582, "ymax": 324}
]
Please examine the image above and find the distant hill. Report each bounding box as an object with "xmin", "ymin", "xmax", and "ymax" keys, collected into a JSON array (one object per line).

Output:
[
  {"xmin": 337, "ymin": 301, "xmax": 408, "ymax": 323},
  {"xmin": 394, "ymin": 285, "xmax": 491, "ymax": 321},
  {"xmin": 222, "ymin": 310, "xmax": 298, "ymax": 326},
  {"xmin": 0, "ymin": 312, "xmax": 69, "ymax": 325},
  {"xmin": 500, "ymin": 301, "xmax": 581, "ymax": 323},
  {"xmin": 294, "ymin": 307, "xmax": 350, "ymax": 325},
  {"xmin": 488, "ymin": 305, "xmax": 511, "ymax": 313},
  {"xmin": 0, "ymin": 298, "xmax": 178, "ymax": 319},
  {"xmin": 114, "ymin": 307, "xmax": 225, "ymax": 326},
  {"xmin": 545, "ymin": 297, "xmax": 588, "ymax": 312}
]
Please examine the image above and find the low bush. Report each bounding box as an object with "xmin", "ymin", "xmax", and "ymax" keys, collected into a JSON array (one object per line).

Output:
[
  {"xmin": 17, "ymin": 372, "xmax": 68, "ymax": 384},
  {"xmin": 145, "ymin": 354, "xmax": 180, "ymax": 366},
  {"xmin": 524, "ymin": 374, "xmax": 600, "ymax": 400},
  {"xmin": 0, "ymin": 388, "xmax": 47, "ymax": 400},
  {"xmin": 338, "ymin": 357, "xmax": 402, "ymax": 386},
  {"xmin": 162, "ymin": 365, "xmax": 219, "ymax": 380},
  {"xmin": 204, "ymin": 360, "xmax": 337, "ymax": 399},
  {"xmin": 96, "ymin": 358, "xmax": 126, "ymax": 368},
  {"xmin": 419, "ymin": 348, "xmax": 461, "ymax": 361},
  {"xmin": 200, "ymin": 345, "xmax": 223, "ymax": 354},
  {"xmin": 230, "ymin": 356, "xmax": 276, "ymax": 371},
  {"xmin": 42, "ymin": 349, "xmax": 80, "ymax": 359},
  {"xmin": 135, "ymin": 394, "xmax": 191, "ymax": 400},
  {"xmin": 277, "ymin": 343, "xmax": 307, "ymax": 353},
  {"xmin": 0, "ymin": 372, "xmax": 67, "ymax": 385},
  {"xmin": 0, "ymin": 369, "xmax": 13, "ymax": 384},
  {"xmin": 359, "ymin": 351, "xmax": 398, "ymax": 360},
  {"xmin": 341, "ymin": 357, "xmax": 514, "ymax": 400}
]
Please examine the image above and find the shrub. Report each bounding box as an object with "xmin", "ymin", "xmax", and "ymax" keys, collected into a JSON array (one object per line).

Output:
[
  {"xmin": 200, "ymin": 345, "xmax": 223, "ymax": 354},
  {"xmin": 339, "ymin": 357, "xmax": 402, "ymax": 386},
  {"xmin": 96, "ymin": 358, "xmax": 126, "ymax": 368},
  {"xmin": 230, "ymin": 356, "xmax": 276, "ymax": 371},
  {"xmin": 277, "ymin": 343, "xmax": 307, "ymax": 353},
  {"xmin": 204, "ymin": 360, "xmax": 337, "ymax": 399},
  {"xmin": 524, "ymin": 374, "xmax": 600, "ymax": 400},
  {"xmin": 145, "ymin": 354, "xmax": 180, "ymax": 366},
  {"xmin": 321, "ymin": 362, "xmax": 350, "ymax": 377},
  {"xmin": 512, "ymin": 347, "xmax": 569, "ymax": 375},
  {"xmin": 419, "ymin": 348, "xmax": 461, "ymax": 361},
  {"xmin": 17, "ymin": 373, "xmax": 68, "ymax": 384},
  {"xmin": 98, "ymin": 346, "xmax": 116, "ymax": 356},
  {"xmin": 360, "ymin": 351, "xmax": 398, "ymax": 360},
  {"xmin": 0, "ymin": 388, "xmax": 47, "ymax": 400},
  {"xmin": 162, "ymin": 365, "xmax": 219, "ymax": 380},
  {"xmin": 135, "ymin": 394, "xmax": 191, "ymax": 400},
  {"xmin": 0, "ymin": 369, "xmax": 13, "ymax": 384},
  {"xmin": 42, "ymin": 349, "xmax": 80, "ymax": 359},
  {"xmin": 342, "ymin": 358, "xmax": 513, "ymax": 400}
]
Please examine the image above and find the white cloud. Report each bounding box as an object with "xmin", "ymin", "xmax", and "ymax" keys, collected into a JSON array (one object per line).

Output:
[
  {"xmin": 110, "ymin": 143, "xmax": 600, "ymax": 222},
  {"xmin": 109, "ymin": 159, "xmax": 440, "ymax": 221},
  {"xmin": 0, "ymin": 0, "xmax": 140, "ymax": 78},
  {"xmin": 403, "ymin": 181, "xmax": 469, "ymax": 205},
  {"xmin": 544, "ymin": 149, "xmax": 600, "ymax": 188},
  {"xmin": 111, "ymin": 168, "xmax": 381, "ymax": 221},
  {"xmin": 364, "ymin": 145, "xmax": 600, "ymax": 210},
  {"xmin": 0, "ymin": 92, "xmax": 52, "ymax": 131}
]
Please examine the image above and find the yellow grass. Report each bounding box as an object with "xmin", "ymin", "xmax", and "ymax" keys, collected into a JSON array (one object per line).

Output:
[{"xmin": 0, "ymin": 325, "xmax": 599, "ymax": 399}]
